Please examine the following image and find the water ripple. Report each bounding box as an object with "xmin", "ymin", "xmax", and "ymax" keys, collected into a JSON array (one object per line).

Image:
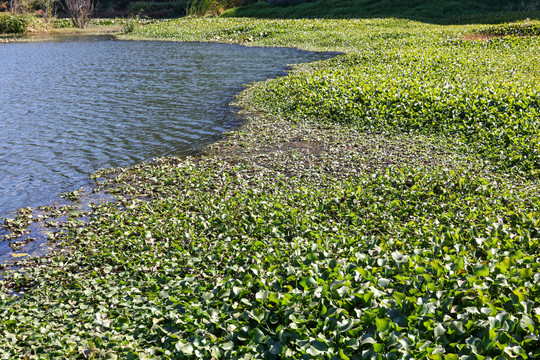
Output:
[{"xmin": 0, "ymin": 36, "xmax": 334, "ymax": 222}]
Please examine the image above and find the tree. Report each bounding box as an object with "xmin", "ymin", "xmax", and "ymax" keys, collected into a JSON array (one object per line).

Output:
[
  {"xmin": 63, "ymin": 0, "xmax": 94, "ymax": 28},
  {"xmin": 9, "ymin": 0, "xmax": 32, "ymax": 13},
  {"xmin": 40, "ymin": 0, "xmax": 59, "ymax": 22}
]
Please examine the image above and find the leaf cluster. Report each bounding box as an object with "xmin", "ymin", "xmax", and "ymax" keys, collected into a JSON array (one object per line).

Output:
[
  {"xmin": 0, "ymin": 12, "xmax": 35, "ymax": 33},
  {"xmin": 2, "ymin": 16, "xmax": 540, "ymax": 359},
  {"xmin": 2, "ymin": 159, "xmax": 540, "ymax": 359}
]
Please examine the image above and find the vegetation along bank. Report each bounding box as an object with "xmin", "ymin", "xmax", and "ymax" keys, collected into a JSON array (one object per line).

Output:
[{"xmin": 1, "ymin": 15, "xmax": 540, "ymax": 359}]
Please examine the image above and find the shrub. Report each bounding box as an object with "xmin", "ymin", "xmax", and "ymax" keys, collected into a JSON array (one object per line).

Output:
[
  {"xmin": 186, "ymin": 0, "xmax": 215, "ymax": 15},
  {"xmin": 122, "ymin": 14, "xmax": 139, "ymax": 32},
  {"xmin": 479, "ymin": 20, "xmax": 540, "ymax": 36},
  {"xmin": 128, "ymin": 0, "xmax": 187, "ymax": 15},
  {"xmin": 0, "ymin": 12, "xmax": 32, "ymax": 33}
]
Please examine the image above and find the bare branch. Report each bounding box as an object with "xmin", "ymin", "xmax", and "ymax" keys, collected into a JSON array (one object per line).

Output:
[{"xmin": 63, "ymin": 0, "xmax": 94, "ymax": 28}]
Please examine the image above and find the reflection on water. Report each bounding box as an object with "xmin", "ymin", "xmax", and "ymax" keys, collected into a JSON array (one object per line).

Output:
[{"xmin": 0, "ymin": 36, "xmax": 334, "ymax": 221}]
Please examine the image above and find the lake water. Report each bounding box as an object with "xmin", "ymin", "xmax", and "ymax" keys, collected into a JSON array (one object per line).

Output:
[{"xmin": 0, "ymin": 36, "xmax": 334, "ymax": 221}]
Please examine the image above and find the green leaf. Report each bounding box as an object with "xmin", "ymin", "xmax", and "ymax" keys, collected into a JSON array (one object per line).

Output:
[
  {"xmin": 221, "ymin": 341, "xmax": 234, "ymax": 350},
  {"xmin": 373, "ymin": 343, "xmax": 384, "ymax": 353},
  {"xmin": 376, "ymin": 318, "xmax": 392, "ymax": 332},
  {"xmin": 361, "ymin": 335, "xmax": 376, "ymax": 345},
  {"xmin": 473, "ymin": 264, "xmax": 490, "ymax": 276},
  {"xmin": 250, "ymin": 328, "xmax": 265, "ymax": 344},
  {"xmin": 377, "ymin": 278, "xmax": 391, "ymax": 288},
  {"xmin": 364, "ymin": 291, "xmax": 374, "ymax": 304},
  {"xmin": 520, "ymin": 315, "xmax": 535, "ymax": 332},
  {"xmin": 251, "ymin": 308, "xmax": 265, "ymax": 323},
  {"xmin": 268, "ymin": 340, "xmax": 283, "ymax": 355},
  {"xmin": 268, "ymin": 292, "xmax": 280, "ymax": 304},
  {"xmin": 434, "ymin": 324, "xmax": 446, "ymax": 337},
  {"xmin": 256, "ymin": 290, "xmax": 269, "ymax": 301},
  {"xmin": 393, "ymin": 291, "xmax": 407, "ymax": 305},
  {"xmin": 455, "ymin": 258, "xmax": 465, "ymax": 271},
  {"xmin": 300, "ymin": 276, "xmax": 317, "ymax": 289},
  {"xmin": 339, "ymin": 349, "xmax": 350, "ymax": 360},
  {"xmin": 519, "ymin": 268, "xmax": 533, "ymax": 279},
  {"xmin": 306, "ymin": 340, "xmax": 328, "ymax": 356},
  {"xmin": 306, "ymin": 346, "xmax": 323, "ymax": 356},
  {"xmin": 175, "ymin": 341, "xmax": 194, "ymax": 355}
]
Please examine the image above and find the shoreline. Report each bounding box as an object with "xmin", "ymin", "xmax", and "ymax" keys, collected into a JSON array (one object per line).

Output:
[
  {"xmin": 0, "ymin": 25, "xmax": 122, "ymax": 42},
  {"xmin": 1, "ymin": 16, "xmax": 539, "ymax": 358},
  {"xmin": 0, "ymin": 33, "xmax": 336, "ymax": 265}
]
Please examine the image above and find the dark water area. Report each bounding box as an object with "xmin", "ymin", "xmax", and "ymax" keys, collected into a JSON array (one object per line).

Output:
[{"xmin": 0, "ymin": 36, "xmax": 334, "ymax": 260}]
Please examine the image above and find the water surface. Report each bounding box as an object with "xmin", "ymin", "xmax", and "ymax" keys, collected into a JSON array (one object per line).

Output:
[
  {"xmin": 0, "ymin": 36, "xmax": 335, "ymax": 261},
  {"xmin": 0, "ymin": 36, "xmax": 334, "ymax": 219}
]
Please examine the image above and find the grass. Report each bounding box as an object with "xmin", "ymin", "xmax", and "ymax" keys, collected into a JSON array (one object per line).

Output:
[
  {"xmin": 221, "ymin": 0, "xmax": 540, "ymax": 24},
  {"xmin": 1, "ymin": 14, "xmax": 540, "ymax": 360}
]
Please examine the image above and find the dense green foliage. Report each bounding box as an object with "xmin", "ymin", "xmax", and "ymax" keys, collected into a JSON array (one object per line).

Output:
[
  {"xmin": 2, "ymin": 15, "xmax": 540, "ymax": 359},
  {"xmin": 52, "ymin": 16, "xmax": 161, "ymax": 28},
  {"xmin": 247, "ymin": 39, "xmax": 540, "ymax": 177},
  {"xmin": 2, "ymin": 160, "xmax": 540, "ymax": 358},
  {"xmin": 0, "ymin": 12, "xmax": 34, "ymax": 33},
  {"xmin": 479, "ymin": 20, "xmax": 540, "ymax": 36},
  {"xmin": 221, "ymin": 0, "xmax": 540, "ymax": 22}
]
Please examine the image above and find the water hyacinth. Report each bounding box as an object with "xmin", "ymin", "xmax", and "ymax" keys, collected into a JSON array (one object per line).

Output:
[{"xmin": 1, "ymin": 16, "xmax": 540, "ymax": 359}]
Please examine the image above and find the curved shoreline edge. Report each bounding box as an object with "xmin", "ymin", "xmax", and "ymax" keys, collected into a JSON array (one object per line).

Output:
[
  {"xmin": 1, "ymin": 17, "xmax": 540, "ymax": 359},
  {"xmin": 0, "ymin": 36, "xmax": 337, "ymax": 263}
]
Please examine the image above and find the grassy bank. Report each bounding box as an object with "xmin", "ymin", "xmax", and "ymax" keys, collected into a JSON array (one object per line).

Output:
[
  {"xmin": 1, "ymin": 16, "xmax": 540, "ymax": 359},
  {"xmin": 0, "ymin": 17, "xmax": 159, "ymax": 40},
  {"xmin": 0, "ymin": 12, "xmax": 50, "ymax": 34},
  {"xmin": 221, "ymin": 0, "xmax": 540, "ymax": 24}
]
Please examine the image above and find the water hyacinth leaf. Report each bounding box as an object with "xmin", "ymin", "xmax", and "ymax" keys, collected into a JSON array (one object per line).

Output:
[
  {"xmin": 361, "ymin": 335, "xmax": 376, "ymax": 345},
  {"xmin": 2, "ymin": 15, "xmax": 540, "ymax": 360},
  {"xmin": 339, "ymin": 349, "xmax": 351, "ymax": 360},
  {"xmin": 221, "ymin": 341, "xmax": 234, "ymax": 350},
  {"xmin": 519, "ymin": 268, "xmax": 533, "ymax": 279},
  {"xmin": 377, "ymin": 278, "xmax": 391, "ymax": 288},
  {"xmin": 268, "ymin": 292, "xmax": 280, "ymax": 304},
  {"xmin": 300, "ymin": 276, "xmax": 317, "ymax": 289},
  {"xmin": 519, "ymin": 315, "xmax": 535, "ymax": 332},
  {"xmin": 175, "ymin": 342, "xmax": 194, "ymax": 355},
  {"xmin": 250, "ymin": 328, "xmax": 265, "ymax": 344},
  {"xmin": 512, "ymin": 289, "xmax": 527, "ymax": 302},
  {"xmin": 434, "ymin": 324, "xmax": 446, "ymax": 338},
  {"xmin": 268, "ymin": 340, "xmax": 283, "ymax": 355},
  {"xmin": 455, "ymin": 258, "xmax": 465, "ymax": 271},
  {"xmin": 373, "ymin": 343, "xmax": 385, "ymax": 353},
  {"xmin": 251, "ymin": 308, "xmax": 265, "ymax": 323},
  {"xmin": 504, "ymin": 345, "xmax": 526, "ymax": 358},
  {"xmin": 256, "ymin": 290, "xmax": 269, "ymax": 301},
  {"xmin": 472, "ymin": 264, "xmax": 490, "ymax": 276},
  {"xmin": 306, "ymin": 340, "xmax": 328, "ymax": 356},
  {"xmin": 376, "ymin": 318, "xmax": 392, "ymax": 333}
]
